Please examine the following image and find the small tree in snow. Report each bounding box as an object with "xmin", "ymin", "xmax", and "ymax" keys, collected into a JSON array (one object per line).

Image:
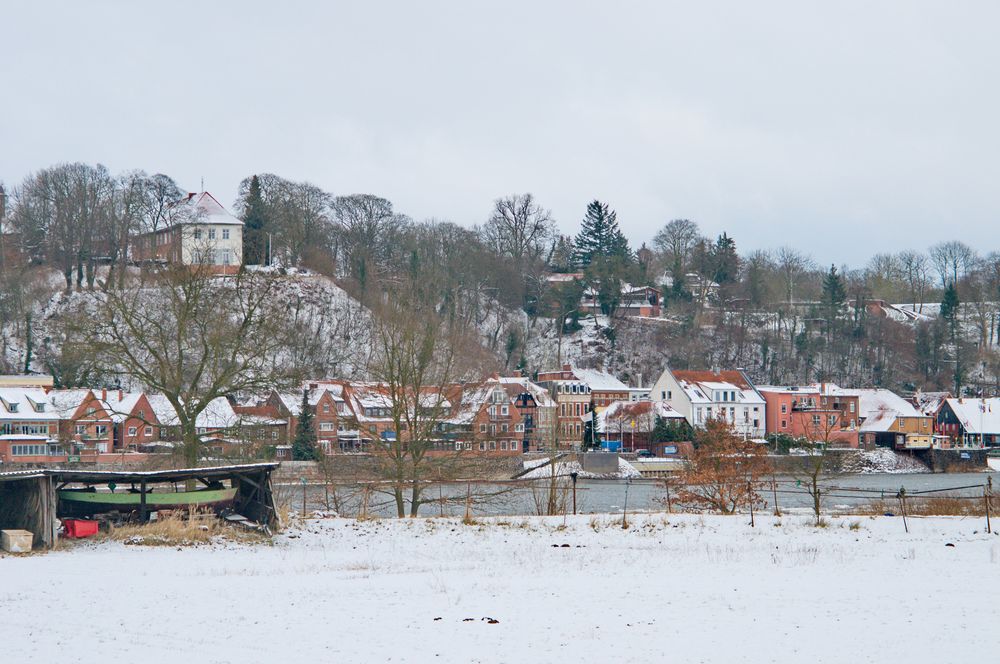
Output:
[{"xmin": 677, "ymin": 418, "xmax": 770, "ymax": 513}]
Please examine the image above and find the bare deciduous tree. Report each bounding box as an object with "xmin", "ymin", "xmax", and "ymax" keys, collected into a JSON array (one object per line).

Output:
[{"xmin": 82, "ymin": 265, "xmax": 301, "ymax": 465}]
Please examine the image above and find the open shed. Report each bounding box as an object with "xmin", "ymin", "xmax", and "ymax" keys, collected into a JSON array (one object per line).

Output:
[{"xmin": 0, "ymin": 462, "xmax": 280, "ymax": 550}]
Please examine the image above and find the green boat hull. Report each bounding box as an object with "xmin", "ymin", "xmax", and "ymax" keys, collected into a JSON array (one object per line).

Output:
[{"xmin": 58, "ymin": 487, "xmax": 237, "ymax": 514}]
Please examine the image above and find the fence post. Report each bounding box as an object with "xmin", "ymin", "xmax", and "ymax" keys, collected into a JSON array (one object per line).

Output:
[
  {"xmin": 771, "ymin": 475, "xmax": 780, "ymax": 517},
  {"xmin": 986, "ymin": 477, "xmax": 993, "ymax": 535},
  {"xmin": 897, "ymin": 487, "xmax": 909, "ymax": 534},
  {"xmin": 665, "ymin": 479, "xmax": 673, "ymax": 514},
  {"xmin": 748, "ymin": 481, "xmax": 755, "ymax": 528},
  {"xmin": 621, "ymin": 479, "xmax": 630, "ymax": 529}
]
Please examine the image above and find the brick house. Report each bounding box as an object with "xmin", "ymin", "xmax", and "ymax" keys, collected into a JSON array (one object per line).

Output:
[
  {"xmin": 48, "ymin": 389, "xmax": 116, "ymax": 454},
  {"xmin": 497, "ymin": 372, "xmax": 557, "ymax": 452},
  {"xmin": 535, "ymin": 366, "xmax": 594, "ymax": 449},
  {"xmin": 757, "ymin": 385, "xmax": 860, "ymax": 447}
]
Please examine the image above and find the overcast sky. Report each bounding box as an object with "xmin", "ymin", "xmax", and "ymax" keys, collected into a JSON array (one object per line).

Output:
[{"xmin": 3, "ymin": 1, "xmax": 998, "ymax": 265}]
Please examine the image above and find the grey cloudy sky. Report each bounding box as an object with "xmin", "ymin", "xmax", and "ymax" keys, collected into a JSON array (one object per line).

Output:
[{"xmin": 3, "ymin": 1, "xmax": 998, "ymax": 265}]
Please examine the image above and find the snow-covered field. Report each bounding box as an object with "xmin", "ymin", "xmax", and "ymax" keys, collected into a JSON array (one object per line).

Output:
[{"xmin": 2, "ymin": 513, "xmax": 998, "ymax": 663}]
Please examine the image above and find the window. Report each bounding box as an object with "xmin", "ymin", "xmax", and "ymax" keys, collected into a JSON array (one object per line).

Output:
[
  {"xmin": 12, "ymin": 444, "xmax": 50, "ymax": 456},
  {"xmin": 489, "ymin": 441, "xmax": 496, "ymax": 450},
  {"xmin": 661, "ymin": 391, "xmax": 666, "ymax": 400},
  {"xmin": 500, "ymin": 441, "xmax": 508, "ymax": 450},
  {"xmin": 75, "ymin": 425, "xmax": 85, "ymax": 435},
  {"xmin": 479, "ymin": 423, "xmax": 487, "ymax": 433},
  {"xmin": 144, "ymin": 426, "xmax": 153, "ymax": 436},
  {"xmin": 667, "ymin": 390, "xmax": 672, "ymax": 400},
  {"xmin": 501, "ymin": 423, "xmax": 508, "ymax": 433},
  {"xmin": 812, "ymin": 415, "xmax": 821, "ymax": 426},
  {"xmin": 323, "ymin": 403, "xmax": 330, "ymax": 413},
  {"xmin": 95, "ymin": 425, "xmax": 107, "ymax": 436},
  {"xmin": 208, "ymin": 228, "xmax": 216, "ymax": 240},
  {"xmin": 222, "ymin": 229, "xmax": 230, "ymax": 240},
  {"xmin": 319, "ymin": 422, "xmax": 334, "ymax": 431},
  {"xmin": 500, "ymin": 405, "xmax": 509, "ymax": 416},
  {"xmin": 781, "ymin": 420, "xmax": 787, "ymax": 428},
  {"xmin": 515, "ymin": 423, "xmax": 524, "ymax": 433},
  {"xmin": 222, "ymin": 249, "xmax": 231, "ymax": 265},
  {"xmin": 850, "ymin": 402, "xmax": 855, "ymax": 413},
  {"xmin": 128, "ymin": 426, "xmax": 137, "ymax": 436},
  {"xmin": 271, "ymin": 431, "xmax": 278, "ymax": 439},
  {"xmin": 194, "ymin": 229, "xmax": 202, "ymax": 240}
]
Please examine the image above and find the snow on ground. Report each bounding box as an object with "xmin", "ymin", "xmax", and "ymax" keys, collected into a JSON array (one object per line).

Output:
[
  {"xmin": 2, "ymin": 513, "xmax": 997, "ymax": 663},
  {"xmin": 520, "ymin": 456, "xmax": 641, "ymax": 479},
  {"xmin": 837, "ymin": 447, "xmax": 931, "ymax": 474}
]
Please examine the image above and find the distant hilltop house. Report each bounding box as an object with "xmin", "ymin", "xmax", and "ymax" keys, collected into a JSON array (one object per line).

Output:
[
  {"xmin": 543, "ymin": 273, "xmax": 661, "ymax": 319},
  {"xmin": 132, "ymin": 192, "xmax": 243, "ymax": 275}
]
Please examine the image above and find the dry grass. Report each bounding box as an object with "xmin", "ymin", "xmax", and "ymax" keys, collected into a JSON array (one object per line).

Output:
[
  {"xmin": 105, "ymin": 511, "xmax": 268, "ymax": 547},
  {"xmin": 855, "ymin": 494, "xmax": 991, "ymax": 517}
]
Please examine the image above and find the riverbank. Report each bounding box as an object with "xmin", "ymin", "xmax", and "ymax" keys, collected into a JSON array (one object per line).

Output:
[{"xmin": 2, "ymin": 513, "xmax": 997, "ymax": 663}]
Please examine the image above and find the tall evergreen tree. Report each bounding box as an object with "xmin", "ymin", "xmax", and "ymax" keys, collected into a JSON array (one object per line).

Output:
[
  {"xmin": 242, "ymin": 174, "xmax": 268, "ymax": 266},
  {"xmin": 573, "ymin": 200, "xmax": 630, "ymax": 268},
  {"xmin": 822, "ymin": 265, "xmax": 846, "ymax": 310},
  {"xmin": 292, "ymin": 388, "xmax": 317, "ymax": 461},
  {"xmin": 710, "ymin": 233, "xmax": 739, "ymax": 285},
  {"xmin": 940, "ymin": 282, "xmax": 960, "ymax": 332}
]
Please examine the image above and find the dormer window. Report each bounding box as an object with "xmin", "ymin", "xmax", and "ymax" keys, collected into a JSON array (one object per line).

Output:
[
  {"xmin": 34, "ymin": 403, "xmax": 44, "ymax": 412},
  {"xmin": 8, "ymin": 403, "xmax": 18, "ymax": 413}
]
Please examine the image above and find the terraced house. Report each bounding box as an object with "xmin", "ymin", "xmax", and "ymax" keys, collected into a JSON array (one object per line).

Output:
[{"xmin": 0, "ymin": 387, "xmax": 62, "ymax": 463}]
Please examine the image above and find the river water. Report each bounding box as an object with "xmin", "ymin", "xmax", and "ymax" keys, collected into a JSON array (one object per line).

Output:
[{"xmin": 277, "ymin": 471, "xmax": 1000, "ymax": 518}]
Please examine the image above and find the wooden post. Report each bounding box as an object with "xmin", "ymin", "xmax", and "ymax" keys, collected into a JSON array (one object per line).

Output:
[
  {"xmin": 621, "ymin": 480, "xmax": 630, "ymax": 529},
  {"xmin": 570, "ymin": 472, "xmax": 578, "ymax": 515},
  {"xmin": 464, "ymin": 482, "xmax": 472, "ymax": 522},
  {"xmin": 139, "ymin": 479, "xmax": 148, "ymax": 523},
  {"xmin": 748, "ymin": 481, "xmax": 755, "ymax": 528},
  {"xmin": 898, "ymin": 488, "xmax": 908, "ymax": 534},
  {"xmin": 301, "ymin": 477, "xmax": 307, "ymax": 518},
  {"xmin": 771, "ymin": 474, "xmax": 780, "ymax": 517},
  {"xmin": 985, "ymin": 477, "xmax": 992, "ymax": 535},
  {"xmin": 664, "ymin": 478, "xmax": 672, "ymax": 514}
]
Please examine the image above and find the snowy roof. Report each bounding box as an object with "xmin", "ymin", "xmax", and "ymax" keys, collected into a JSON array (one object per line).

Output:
[
  {"xmin": 912, "ymin": 391, "xmax": 950, "ymax": 416},
  {"xmin": 943, "ymin": 398, "xmax": 1000, "ymax": 434},
  {"xmin": 170, "ymin": 192, "xmax": 243, "ymax": 227},
  {"xmin": 497, "ymin": 376, "xmax": 557, "ymax": 407},
  {"xmin": 572, "ymin": 367, "xmax": 629, "ymax": 393},
  {"xmin": 757, "ymin": 385, "xmax": 821, "ymax": 396},
  {"xmin": 144, "ymin": 394, "xmax": 180, "ymax": 424},
  {"xmin": 0, "ymin": 387, "xmax": 59, "ymax": 421},
  {"xmin": 45, "ymin": 389, "xmax": 95, "ymax": 418},
  {"xmin": 277, "ymin": 388, "xmax": 336, "ymax": 415},
  {"xmin": 103, "ymin": 392, "xmax": 144, "ymax": 423}
]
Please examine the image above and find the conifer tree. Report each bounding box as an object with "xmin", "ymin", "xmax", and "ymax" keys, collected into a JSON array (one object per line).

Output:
[
  {"xmin": 573, "ymin": 200, "xmax": 630, "ymax": 268},
  {"xmin": 292, "ymin": 388, "xmax": 317, "ymax": 461},
  {"xmin": 242, "ymin": 174, "xmax": 268, "ymax": 266}
]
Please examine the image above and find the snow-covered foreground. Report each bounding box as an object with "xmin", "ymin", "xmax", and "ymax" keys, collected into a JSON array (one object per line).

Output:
[{"xmin": 2, "ymin": 513, "xmax": 998, "ymax": 663}]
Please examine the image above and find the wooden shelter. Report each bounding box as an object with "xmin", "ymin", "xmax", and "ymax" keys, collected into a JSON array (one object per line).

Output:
[{"xmin": 0, "ymin": 462, "xmax": 280, "ymax": 550}]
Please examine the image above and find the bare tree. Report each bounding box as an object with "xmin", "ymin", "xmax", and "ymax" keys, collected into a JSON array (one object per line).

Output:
[
  {"xmin": 481, "ymin": 193, "xmax": 555, "ymax": 264},
  {"xmin": 360, "ymin": 279, "xmax": 488, "ymax": 517},
  {"xmin": 81, "ymin": 265, "xmax": 301, "ymax": 465},
  {"xmin": 929, "ymin": 241, "xmax": 977, "ymax": 288},
  {"xmin": 653, "ymin": 219, "xmax": 700, "ymax": 284},
  {"xmin": 775, "ymin": 246, "xmax": 814, "ymax": 305},
  {"xmin": 897, "ymin": 250, "xmax": 930, "ymax": 311},
  {"xmin": 332, "ymin": 194, "xmax": 410, "ymax": 287},
  {"xmin": 677, "ymin": 418, "xmax": 771, "ymax": 514}
]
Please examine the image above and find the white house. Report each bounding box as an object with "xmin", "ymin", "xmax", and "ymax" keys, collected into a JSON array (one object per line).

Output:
[
  {"xmin": 133, "ymin": 192, "xmax": 244, "ymax": 274},
  {"xmin": 649, "ymin": 368, "xmax": 766, "ymax": 439}
]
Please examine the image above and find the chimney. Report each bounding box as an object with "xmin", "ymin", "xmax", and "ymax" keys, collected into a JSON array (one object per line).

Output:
[
  {"xmin": 118, "ymin": 389, "xmax": 123, "ymax": 401},
  {"xmin": 512, "ymin": 370, "xmax": 522, "ymax": 378},
  {"xmin": 101, "ymin": 388, "xmax": 107, "ymax": 401},
  {"xmin": 562, "ymin": 364, "xmax": 571, "ymax": 372}
]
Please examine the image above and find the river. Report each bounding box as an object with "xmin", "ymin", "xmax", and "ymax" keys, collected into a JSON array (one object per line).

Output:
[{"xmin": 276, "ymin": 470, "xmax": 1000, "ymax": 518}]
